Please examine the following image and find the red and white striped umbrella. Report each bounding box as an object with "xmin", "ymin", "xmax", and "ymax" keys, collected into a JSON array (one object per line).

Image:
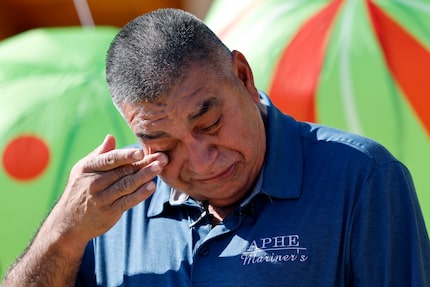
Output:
[{"xmin": 205, "ymin": 0, "xmax": 430, "ymax": 227}]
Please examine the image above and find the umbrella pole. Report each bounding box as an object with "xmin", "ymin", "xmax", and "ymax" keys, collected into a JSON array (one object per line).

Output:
[{"xmin": 73, "ymin": 0, "xmax": 95, "ymax": 27}]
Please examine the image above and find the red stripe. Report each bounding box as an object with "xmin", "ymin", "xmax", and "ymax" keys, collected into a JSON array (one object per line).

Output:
[
  {"xmin": 268, "ymin": 0, "xmax": 343, "ymax": 122},
  {"xmin": 367, "ymin": 0, "xmax": 430, "ymax": 137}
]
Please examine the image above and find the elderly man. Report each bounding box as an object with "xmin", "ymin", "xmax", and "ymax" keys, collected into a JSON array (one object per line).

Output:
[{"xmin": 2, "ymin": 8, "xmax": 429, "ymax": 287}]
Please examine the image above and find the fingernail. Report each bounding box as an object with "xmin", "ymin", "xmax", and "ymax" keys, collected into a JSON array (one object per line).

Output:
[
  {"xmin": 150, "ymin": 161, "xmax": 162, "ymax": 172},
  {"xmin": 146, "ymin": 181, "xmax": 156, "ymax": 191},
  {"xmin": 132, "ymin": 150, "xmax": 143, "ymax": 159}
]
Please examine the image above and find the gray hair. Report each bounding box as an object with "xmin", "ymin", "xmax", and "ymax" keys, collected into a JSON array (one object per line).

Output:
[{"xmin": 106, "ymin": 8, "xmax": 232, "ymax": 107}]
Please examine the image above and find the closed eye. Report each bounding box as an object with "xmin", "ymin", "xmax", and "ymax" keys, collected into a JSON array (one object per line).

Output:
[
  {"xmin": 145, "ymin": 140, "xmax": 178, "ymax": 155},
  {"xmin": 200, "ymin": 116, "xmax": 221, "ymax": 133}
]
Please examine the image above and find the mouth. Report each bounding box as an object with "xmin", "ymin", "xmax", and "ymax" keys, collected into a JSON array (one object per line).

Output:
[{"xmin": 195, "ymin": 164, "xmax": 236, "ymax": 185}]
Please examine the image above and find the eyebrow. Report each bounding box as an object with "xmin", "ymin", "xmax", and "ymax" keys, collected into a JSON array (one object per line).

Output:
[
  {"xmin": 188, "ymin": 97, "xmax": 221, "ymax": 121},
  {"xmin": 137, "ymin": 97, "xmax": 221, "ymax": 141},
  {"xmin": 137, "ymin": 131, "xmax": 169, "ymax": 141}
]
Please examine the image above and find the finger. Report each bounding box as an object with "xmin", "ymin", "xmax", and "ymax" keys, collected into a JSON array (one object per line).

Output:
[
  {"xmin": 84, "ymin": 148, "xmax": 144, "ymax": 172},
  {"xmin": 113, "ymin": 180, "xmax": 157, "ymax": 212},
  {"xmin": 102, "ymin": 159, "xmax": 165, "ymax": 200},
  {"xmin": 88, "ymin": 152, "xmax": 169, "ymax": 194},
  {"xmin": 98, "ymin": 134, "xmax": 116, "ymax": 155},
  {"xmin": 132, "ymin": 152, "xmax": 169, "ymax": 169},
  {"xmin": 88, "ymin": 134, "xmax": 116, "ymax": 157}
]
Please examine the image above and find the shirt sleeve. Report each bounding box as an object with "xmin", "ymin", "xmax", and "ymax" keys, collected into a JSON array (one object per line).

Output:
[{"xmin": 348, "ymin": 160, "xmax": 430, "ymax": 286}]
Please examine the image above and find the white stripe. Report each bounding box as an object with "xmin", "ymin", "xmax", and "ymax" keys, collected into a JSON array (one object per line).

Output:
[
  {"xmin": 394, "ymin": 0, "xmax": 430, "ymax": 13},
  {"xmin": 339, "ymin": 0, "xmax": 363, "ymax": 134},
  {"xmin": 230, "ymin": 0, "xmax": 309, "ymax": 52}
]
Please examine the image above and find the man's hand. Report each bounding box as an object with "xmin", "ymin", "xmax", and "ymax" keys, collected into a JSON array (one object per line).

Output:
[
  {"xmin": 1, "ymin": 135, "xmax": 168, "ymax": 287},
  {"xmin": 50, "ymin": 134, "xmax": 168, "ymax": 246}
]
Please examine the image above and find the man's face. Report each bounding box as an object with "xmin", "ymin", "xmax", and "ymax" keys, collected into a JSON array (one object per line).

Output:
[{"xmin": 121, "ymin": 52, "xmax": 266, "ymax": 207}]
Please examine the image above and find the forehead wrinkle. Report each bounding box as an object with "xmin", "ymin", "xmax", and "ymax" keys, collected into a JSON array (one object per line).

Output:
[
  {"xmin": 134, "ymin": 103, "xmax": 172, "ymax": 141},
  {"xmin": 137, "ymin": 118, "xmax": 172, "ymax": 141},
  {"xmin": 127, "ymin": 100, "xmax": 167, "ymax": 123}
]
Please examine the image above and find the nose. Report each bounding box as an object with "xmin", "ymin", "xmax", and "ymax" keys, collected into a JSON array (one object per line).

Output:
[{"xmin": 183, "ymin": 135, "xmax": 217, "ymax": 174}]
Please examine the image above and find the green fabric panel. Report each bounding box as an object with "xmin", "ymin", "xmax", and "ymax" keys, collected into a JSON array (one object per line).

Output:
[{"xmin": 0, "ymin": 27, "xmax": 136, "ymax": 277}]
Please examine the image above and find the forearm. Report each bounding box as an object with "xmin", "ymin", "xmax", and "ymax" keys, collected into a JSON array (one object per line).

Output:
[{"xmin": 2, "ymin": 216, "xmax": 87, "ymax": 287}]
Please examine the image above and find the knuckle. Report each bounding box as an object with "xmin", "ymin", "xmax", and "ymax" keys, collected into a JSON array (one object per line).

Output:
[
  {"xmin": 72, "ymin": 157, "xmax": 87, "ymax": 173},
  {"xmin": 86, "ymin": 173, "xmax": 104, "ymax": 192},
  {"xmin": 90, "ymin": 152, "xmax": 120, "ymax": 171},
  {"xmin": 117, "ymin": 176, "xmax": 135, "ymax": 193},
  {"xmin": 115, "ymin": 165, "xmax": 136, "ymax": 178},
  {"xmin": 102, "ymin": 153, "xmax": 117, "ymax": 166},
  {"xmin": 111, "ymin": 166, "xmax": 124, "ymax": 179}
]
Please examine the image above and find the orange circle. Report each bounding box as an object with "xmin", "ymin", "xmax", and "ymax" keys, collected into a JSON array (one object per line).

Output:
[{"xmin": 2, "ymin": 135, "xmax": 50, "ymax": 181}]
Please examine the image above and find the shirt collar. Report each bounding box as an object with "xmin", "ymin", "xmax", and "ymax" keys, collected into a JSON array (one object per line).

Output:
[{"xmin": 261, "ymin": 92, "xmax": 303, "ymax": 199}]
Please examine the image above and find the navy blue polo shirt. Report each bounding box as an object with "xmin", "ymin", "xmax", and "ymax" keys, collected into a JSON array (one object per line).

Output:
[{"xmin": 76, "ymin": 95, "xmax": 430, "ymax": 286}]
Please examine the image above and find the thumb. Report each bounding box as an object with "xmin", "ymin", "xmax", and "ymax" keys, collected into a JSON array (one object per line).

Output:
[{"xmin": 91, "ymin": 134, "xmax": 116, "ymax": 156}]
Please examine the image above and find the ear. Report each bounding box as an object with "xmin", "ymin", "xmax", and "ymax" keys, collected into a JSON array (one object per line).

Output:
[{"xmin": 232, "ymin": 50, "xmax": 260, "ymax": 103}]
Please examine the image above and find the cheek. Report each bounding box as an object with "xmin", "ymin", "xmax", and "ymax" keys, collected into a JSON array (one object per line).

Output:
[
  {"xmin": 158, "ymin": 170, "xmax": 175, "ymax": 188},
  {"xmin": 229, "ymin": 121, "xmax": 264, "ymax": 159}
]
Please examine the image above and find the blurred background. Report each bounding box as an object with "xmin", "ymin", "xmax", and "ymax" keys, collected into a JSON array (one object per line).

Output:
[
  {"xmin": 1, "ymin": 0, "xmax": 429, "ymax": 280},
  {"xmin": 0, "ymin": 0, "xmax": 213, "ymax": 40},
  {"xmin": 0, "ymin": 0, "xmax": 215, "ymax": 278}
]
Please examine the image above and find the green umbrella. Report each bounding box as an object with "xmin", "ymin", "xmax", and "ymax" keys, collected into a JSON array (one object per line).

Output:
[
  {"xmin": 0, "ymin": 27, "xmax": 136, "ymax": 276},
  {"xmin": 205, "ymin": 0, "xmax": 430, "ymax": 227}
]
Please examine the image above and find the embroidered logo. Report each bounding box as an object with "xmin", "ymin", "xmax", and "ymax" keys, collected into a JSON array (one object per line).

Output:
[{"xmin": 240, "ymin": 234, "xmax": 308, "ymax": 265}]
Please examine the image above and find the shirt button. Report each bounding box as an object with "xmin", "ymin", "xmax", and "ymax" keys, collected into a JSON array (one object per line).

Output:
[{"xmin": 199, "ymin": 246, "xmax": 209, "ymax": 256}]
